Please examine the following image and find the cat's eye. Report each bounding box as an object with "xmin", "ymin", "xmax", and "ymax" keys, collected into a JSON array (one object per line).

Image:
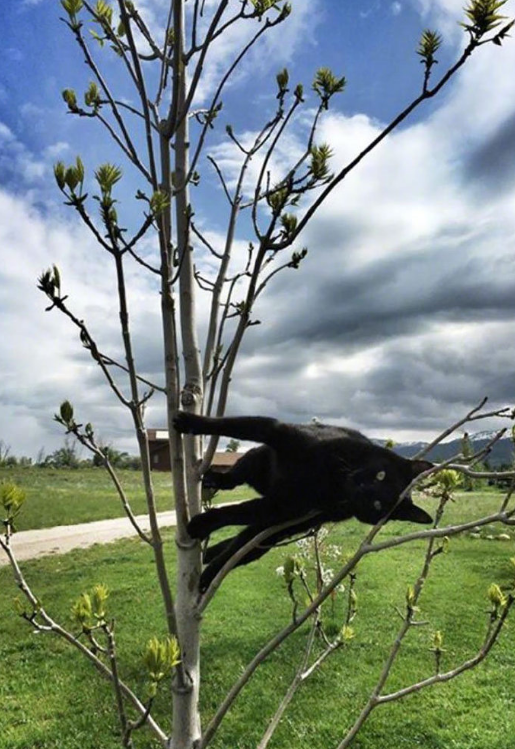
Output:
[{"xmin": 376, "ymin": 470, "xmax": 386, "ymax": 481}]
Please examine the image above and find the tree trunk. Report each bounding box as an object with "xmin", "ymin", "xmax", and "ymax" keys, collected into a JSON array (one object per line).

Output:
[{"xmin": 170, "ymin": 0, "xmax": 203, "ymax": 745}]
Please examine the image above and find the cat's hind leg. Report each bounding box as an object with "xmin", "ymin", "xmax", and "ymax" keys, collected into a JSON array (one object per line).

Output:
[
  {"xmin": 199, "ymin": 511, "xmax": 323, "ymax": 591},
  {"xmin": 188, "ymin": 496, "xmax": 274, "ymax": 540},
  {"xmin": 202, "ymin": 513, "xmax": 324, "ymax": 564}
]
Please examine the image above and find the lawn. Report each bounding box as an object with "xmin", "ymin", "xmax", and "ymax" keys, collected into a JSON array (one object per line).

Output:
[
  {"xmin": 0, "ymin": 466, "xmax": 249, "ymax": 530},
  {"xmin": 1, "ymin": 483, "xmax": 514, "ymax": 749}
]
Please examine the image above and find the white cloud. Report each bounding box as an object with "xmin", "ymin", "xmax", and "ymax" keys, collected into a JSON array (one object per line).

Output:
[
  {"xmin": 410, "ymin": 0, "xmax": 515, "ymax": 43},
  {"xmin": 2, "ymin": 2, "xmax": 515, "ymax": 458},
  {"xmin": 0, "ymin": 188, "xmax": 164, "ymax": 457}
]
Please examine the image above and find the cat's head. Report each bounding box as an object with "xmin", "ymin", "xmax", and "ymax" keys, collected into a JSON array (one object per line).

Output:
[{"xmin": 346, "ymin": 446, "xmax": 433, "ymax": 525}]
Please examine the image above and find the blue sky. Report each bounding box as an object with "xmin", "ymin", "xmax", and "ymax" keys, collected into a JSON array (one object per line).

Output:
[{"xmin": 1, "ymin": 0, "xmax": 515, "ymax": 459}]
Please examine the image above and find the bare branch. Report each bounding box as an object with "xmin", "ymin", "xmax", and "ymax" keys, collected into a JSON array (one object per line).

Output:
[
  {"xmin": 280, "ymin": 36, "xmax": 485, "ymax": 250},
  {"xmin": 0, "ymin": 534, "xmax": 168, "ymax": 746},
  {"xmin": 378, "ymin": 597, "xmax": 513, "ymax": 705},
  {"xmin": 414, "ymin": 397, "xmax": 512, "ymax": 459}
]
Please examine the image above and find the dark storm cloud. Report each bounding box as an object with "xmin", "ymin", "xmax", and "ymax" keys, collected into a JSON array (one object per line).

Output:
[
  {"xmin": 230, "ymin": 317, "xmax": 515, "ymax": 440},
  {"xmin": 464, "ymin": 112, "xmax": 515, "ymax": 191},
  {"xmin": 248, "ymin": 239, "xmax": 515, "ymax": 353}
]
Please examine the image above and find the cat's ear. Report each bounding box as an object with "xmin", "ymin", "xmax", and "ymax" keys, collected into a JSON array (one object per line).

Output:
[
  {"xmin": 410, "ymin": 459, "xmax": 433, "ymax": 478},
  {"xmin": 392, "ymin": 500, "xmax": 433, "ymax": 525}
]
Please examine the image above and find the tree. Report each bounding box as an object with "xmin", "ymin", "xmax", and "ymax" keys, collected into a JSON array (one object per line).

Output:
[
  {"xmin": 2, "ymin": 2, "xmax": 515, "ymax": 748},
  {"xmin": 43, "ymin": 436, "xmax": 80, "ymax": 468},
  {"xmin": 0, "ymin": 439, "xmax": 12, "ymax": 467},
  {"xmin": 225, "ymin": 439, "xmax": 241, "ymax": 453}
]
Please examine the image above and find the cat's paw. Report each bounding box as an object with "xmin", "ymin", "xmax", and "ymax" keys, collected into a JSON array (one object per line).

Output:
[
  {"xmin": 202, "ymin": 468, "xmax": 222, "ymax": 490},
  {"xmin": 173, "ymin": 411, "xmax": 204, "ymax": 434},
  {"xmin": 187, "ymin": 512, "xmax": 212, "ymax": 540}
]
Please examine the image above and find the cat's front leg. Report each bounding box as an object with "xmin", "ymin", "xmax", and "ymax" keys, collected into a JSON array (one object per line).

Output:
[
  {"xmin": 173, "ymin": 411, "xmax": 210, "ymax": 435},
  {"xmin": 174, "ymin": 412, "xmax": 281, "ymax": 444}
]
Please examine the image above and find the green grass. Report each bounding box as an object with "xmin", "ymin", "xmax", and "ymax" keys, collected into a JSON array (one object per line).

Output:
[
  {"xmin": 0, "ymin": 466, "xmax": 249, "ymax": 530},
  {"xmin": 1, "ymin": 485, "xmax": 514, "ymax": 748}
]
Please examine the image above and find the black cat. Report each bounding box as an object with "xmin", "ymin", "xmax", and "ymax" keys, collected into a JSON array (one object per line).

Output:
[{"xmin": 173, "ymin": 412, "xmax": 433, "ymax": 591}]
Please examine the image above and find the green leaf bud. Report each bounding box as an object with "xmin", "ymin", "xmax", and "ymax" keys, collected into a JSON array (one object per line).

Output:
[
  {"xmin": 406, "ymin": 584, "xmax": 419, "ymax": 613},
  {"xmin": 65, "ymin": 166, "xmax": 80, "ymax": 192},
  {"xmin": 276, "ymin": 67, "xmax": 289, "ymax": 95},
  {"xmin": 61, "ymin": 0, "xmax": 84, "ymax": 19},
  {"xmin": 417, "ymin": 29, "xmax": 442, "ymax": 65},
  {"xmin": 54, "ymin": 161, "xmax": 67, "ymax": 190},
  {"xmin": 267, "ymin": 185, "xmax": 289, "ymax": 214},
  {"xmin": 95, "ymin": 163, "xmax": 122, "ymax": 193},
  {"xmin": 91, "ymin": 583, "xmax": 109, "ymax": 620},
  {"xmin": 75, "ymin": 156, "xmax": 85, "ymax": 183},
  {"xmin": 461, "ymin": 0, "xmax": 510, "ymax": 38},
  {"xmin": 72, "ymin": 592, "xmax": 92, "ymax": 625},
  {"xmin": 62, "ymin": 88, "xmax": 79, "ymax": 112},
  {"xmin": 280, "ymin": 212, "xmax": 297, "ymax": 235},
  {"xmin": 144, "ymin": 636, "xmax": 181, "ymax": 684},
  {"xmin": 431, "ymin": 629, "xmax": 445, "ymax": 651},
  {"xmin": 150, "ymin": 190, "xmax": 170, "ymax": 216},
  {"xmin": 309, "ymin": 143, "xmax": 333, "ymax": 181},
  {"xmin": 435, "ymin": 469, "xmax": 462, "ymax": 492},
  {"xmin": 278, "ymin": 2, "xmax": 292, "ymax": 21},
  {"xmin": 52, "ymin": 264, "xmax": 61, "ymax": 294},
  {"xmin": 84, "ymin": 81, "xmax": 101, "ymax": 108},
  {"xmin": 312, "ymin": 67, "xmax": 346, "ymax": 108},
  {"xmin": 289, "ymin": 247, "xmax": 308, "ymax": 269},
  {"xmin": 60, "ymin": 400, "xmax": 74, "ymax": 424},
  {"xmin": 488, "ymin": 582, "xmax": 507, "ymax": 608},
  {"xmin": 94, "ymin": 0, "xmax": 113, "ymax": 26},
  {"xmin": 1, "ymin": 482, "xmax": 26, "ymax": 518},
  {"xmin": 283, "ymin": 555, "xmax": 299, "ymax": 584}
]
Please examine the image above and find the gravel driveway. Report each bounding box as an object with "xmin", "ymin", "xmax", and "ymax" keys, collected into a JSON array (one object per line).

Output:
[{"xmin": 0, "ymin": 511, "xmax": 179, "ymax": 566}]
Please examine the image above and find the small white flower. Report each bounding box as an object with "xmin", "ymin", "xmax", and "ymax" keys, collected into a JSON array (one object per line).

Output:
[
  {"xmin": 321, "ymin": 568, "xmax": 334, "ymax": 586},
  {"xmin": 275, "ymin": 566, "xmax": 285, "ymax": 577}
]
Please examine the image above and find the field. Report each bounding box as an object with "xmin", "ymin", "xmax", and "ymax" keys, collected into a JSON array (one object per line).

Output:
[
  {"xmin": 0, "ymin": 466, "xmax": 249, "ymax": 530},
  {"xmin": 1, "ymin": 469, "xmax": 514, "ymax": 749}
]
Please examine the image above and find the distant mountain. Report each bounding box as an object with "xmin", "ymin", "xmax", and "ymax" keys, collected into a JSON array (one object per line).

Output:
[{"xmin": 382, "ymin": 431, "xmax": 514, "ymax": 467}]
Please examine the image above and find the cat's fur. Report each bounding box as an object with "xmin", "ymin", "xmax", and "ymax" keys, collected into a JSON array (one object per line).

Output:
[{"xmin": 173, "ymin": 412, "xmax": 433, "ymax": 591}]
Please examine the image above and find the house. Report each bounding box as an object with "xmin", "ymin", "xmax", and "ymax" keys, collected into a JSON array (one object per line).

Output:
[{"xmin": 147, "ymin": 429, "xmax": 241, "ymax": 472}]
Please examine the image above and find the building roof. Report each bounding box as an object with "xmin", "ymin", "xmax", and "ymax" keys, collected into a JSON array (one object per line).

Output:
[{"xmin": 147, "ymin": 429, "xmax": 241, "ymax": 467}]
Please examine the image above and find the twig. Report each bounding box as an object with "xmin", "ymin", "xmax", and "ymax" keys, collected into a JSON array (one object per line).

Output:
[
  {"xmin": 414, "ymin": 398, "xmax": 512, "ymax": 459},
  {"xmin": 0, "ymin": 534, "xmax": 168, "ymax": 747},
  {"xmin": 199, "ymin": 511, "xmax": 320, "ymax": 613}
]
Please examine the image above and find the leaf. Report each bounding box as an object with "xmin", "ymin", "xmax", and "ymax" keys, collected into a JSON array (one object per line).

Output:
[
  {"xmin": 461, "ymin": 0, "xmax": 510, "ymax": 38},
  {"xmin": 61, "ymin": 0, "xmax": 84, "ymax": 18},
  {"xmin": 1, "ymin": 482, "xmax": 26, "ymax": 517},
  {"xmin": 95, "ymin": 163, "xmax": 123, "ymax": 193},
  {"xmin": 91, "ymin": 583, "xmax": 109, "ymax": 619},
  {"xmin": 72, "ymin": 593, "xmax": 92, "ymax": 625},
  {"xmin": 60, "ymin": 400, "xmax": 74, "ymax": 424},
  {"xmin": 144, "ymin": 636, "xmax": 181, "ymax": 683},
  {"xmin": 417, "ymin": 29, "xmax": 442, "ymax": 64}
]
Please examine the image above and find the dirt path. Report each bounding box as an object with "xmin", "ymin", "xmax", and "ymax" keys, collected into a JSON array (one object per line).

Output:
[{"xmin": 0, "ymin": 511, "xmax": 179, "ymax": 567}]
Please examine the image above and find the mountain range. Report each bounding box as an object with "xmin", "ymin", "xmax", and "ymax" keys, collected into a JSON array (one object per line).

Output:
[{"xmin": 386, "ymin": 431, "xmax": 514, "ymax": 468}]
